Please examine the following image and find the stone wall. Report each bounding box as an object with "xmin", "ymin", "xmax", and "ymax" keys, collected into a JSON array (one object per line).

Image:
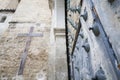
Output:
[
  {"xmin": 0, "ymin": 23, "xmax": 50, "ymax": 80},
  {"xmin": 0, "ymin": 0, "xmax": 51, "ymax": 80}
]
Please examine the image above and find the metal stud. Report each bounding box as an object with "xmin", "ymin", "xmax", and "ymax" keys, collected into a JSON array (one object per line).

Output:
[
  {"xmin": 79, "ymin": 32, "xmax": 84, "ymax": 38},
  {"xmin": 92, "ymin": 67, "xmax": 106, "ymax": 80},
  {"xmin": 75, "ymin": 66, "xmax": 79, "ymax": 71},
  {"xmin": 108, "ymin": 0, "xmax": 115, "ymax": 4},
  {"xmin": 79, "ymin": 28, "xmax": 84, "ymax": 38},
  {"xmin": 81, "ymin": 7, "xmax": 88, "ymax": 21},
  {"xmin": 82, "ymin": 39, "xmax": 90, "ymax": 53},
  {"xmin": 76, "ymin": 46, "xmax": 79, "ymax": 50},
  {"xmin": 118, "ymin": 64, "xmax": 120, "ymax": 70},
  {"xmin": 89, "ymin": 20, "xmax": 100, "ymax": 36}
]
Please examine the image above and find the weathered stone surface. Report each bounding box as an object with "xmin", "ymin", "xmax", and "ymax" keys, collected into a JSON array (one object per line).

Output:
[
  {"xmin": 11, "ymin": 0, "xmax": 51, "ymax": 23},
  {"xmin": 0, "ymin": 13, "xmax": 13, "ymax": 35},
  {"xmin": 12, "ymin": 75, "xmax": 24, "ymax": 80},
  {"xmin": 0, "ymin": 0, "xmax": 68, "ymax": 80},
  {"xmin": 48, "ymin": 0, "xmax": 68, "ymax": 80},
  {"xmin": 0, "ymin": 0, "xmax": 19, "ymax": 10},
  {"xmin": 54, "ymin": 28, "xmax": 68, "ymax": 80},
  {"xmin": 0, "ymin": 23, "xmax": 50, "ymax": 79}
]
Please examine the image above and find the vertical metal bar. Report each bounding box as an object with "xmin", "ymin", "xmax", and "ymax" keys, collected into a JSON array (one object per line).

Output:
[{"xmin": 65, "ymin": 0, "xmax": 71, "ymax": 80}]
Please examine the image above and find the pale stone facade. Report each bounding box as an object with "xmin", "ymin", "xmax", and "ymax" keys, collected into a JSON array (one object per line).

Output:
[
  {"xmin": 49, "ymin": 0, "xmax": 68, "ymax": 80},
  {"xmin": 0, "ymin": 0, "xmax": 68, "ymax": 80}
]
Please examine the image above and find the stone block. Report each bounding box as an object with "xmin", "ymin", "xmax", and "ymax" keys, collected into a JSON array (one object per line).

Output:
[
  {"xmin": 1, "ymin": 77, "xmax": 8, "ymax": 80},
  {"xmin": 55, "ymin": 58, "xmax": 67, "ymax": 72}
]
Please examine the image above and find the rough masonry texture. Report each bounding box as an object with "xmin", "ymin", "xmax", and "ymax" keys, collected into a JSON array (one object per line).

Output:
[{"xmin": 0, "ymin": 0, "xmax": 68, "ymax": 80}]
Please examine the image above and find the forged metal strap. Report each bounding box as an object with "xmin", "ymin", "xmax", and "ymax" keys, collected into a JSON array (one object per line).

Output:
[
  {"xmin": 17, "ymin": 33, "xmax": 43, "ymax": 37},
  {"xmin": 17, "ymin": 27, "xmax": 43, "ymax": 75},
  {"xmin": 18, "ymin": 27, "xmax": 34, "ymax": 75},
  {"xmin": 72, "ymin": 60, "xmax": 75, "ymax": 80}
]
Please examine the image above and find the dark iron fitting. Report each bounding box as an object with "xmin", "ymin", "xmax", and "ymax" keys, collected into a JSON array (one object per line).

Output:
[
  {"xmin": 81, "ymin": 7, "xmax": 88, "ymax": 21},
  {"xmin": 82, "ymin": 43, "xmax": 90, "ymax": 53},
  {"xmin": 79, "ymin": 32, "xmax": 84, "ymax": 38},
  {"xmin": 108, "ymin": 0, "xmax": 115, "ymax": 4},
  {"xmin": 92, "ymin": 67, "xmax": 107, "ymax": 80},
  {"xmin": 89, "ymin": 22, "xmax": 100, "ymax": 36}
]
